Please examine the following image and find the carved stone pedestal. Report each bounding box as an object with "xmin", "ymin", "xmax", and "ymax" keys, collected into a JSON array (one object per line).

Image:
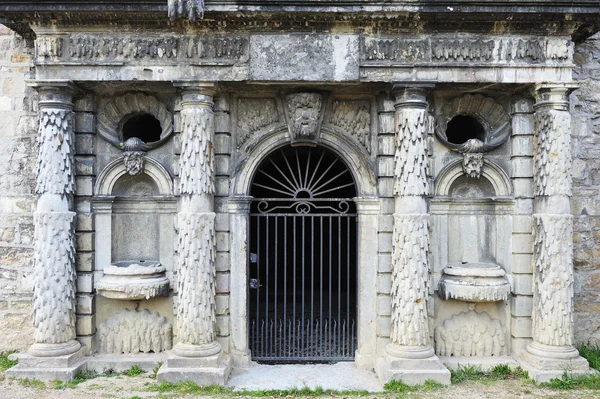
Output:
[
  {"xmin": 158, "ymin": 351, "xmax": 232, "ymax": 386},
  {"xmin": 6, "ymin": 347, "xmax": 86, "ymax": 381},
  {"xmin": 519, "ymin": 343, "xmax": 590, "ymax": 383},
  {"xmin": 376, "ymin": 344, "xmax": 451, "ymax": 385}
]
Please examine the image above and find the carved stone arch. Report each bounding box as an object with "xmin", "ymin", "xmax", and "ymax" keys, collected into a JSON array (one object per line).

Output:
[
  {"xmin": 231, "ymin": 126, "xmax": 377, "ymax": 197},
  {"xmin": 95, "ymin": 157, "xmax": 174, "ymax": 196},
  {"xmin": 434, "ymin": 158, "xmax": 512, "ymax": 197}
]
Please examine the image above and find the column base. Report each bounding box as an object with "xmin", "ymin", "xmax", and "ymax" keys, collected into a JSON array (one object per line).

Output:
[
  {"xmin": 6, "ymin": 344, "xmax": 86, "ymax": 381},
  {"xmin": 354, "ymin": 349, "xmax": 376, "ymax": 369},
  {"xmin": 157, "ymin": 343, "xmax": 232, "ymax": 386},
  {"xmin": 519, "ymin": 342, "xmax": 590, "ymax": 383},
  {"xmin": 375, "ymin": 344, "xmax": 451, "ymax": 386}
]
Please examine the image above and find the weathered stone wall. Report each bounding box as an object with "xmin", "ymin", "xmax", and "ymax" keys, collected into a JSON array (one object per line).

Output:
[
  {"xmin": 0, "ymin": 25, "xmax": 36, "ymax": 352},
  {"xmin": 572, "ymin": 33, "xmax": 600, "ymax": 346}
]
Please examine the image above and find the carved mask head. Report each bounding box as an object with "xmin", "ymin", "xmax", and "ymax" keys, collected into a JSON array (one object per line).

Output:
[{"xmin": 287, "ymin": 93, "xmax": 323, "ymax": 141}]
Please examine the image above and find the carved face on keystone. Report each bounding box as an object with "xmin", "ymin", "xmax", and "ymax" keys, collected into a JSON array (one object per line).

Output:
[{"xmin": 287, "ymin": 93, "xmax": 322, "ymax": 141}]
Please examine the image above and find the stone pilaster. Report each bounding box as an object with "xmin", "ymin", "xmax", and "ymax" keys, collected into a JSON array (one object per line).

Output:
[
  {"xmin": 520, "ymin": 83, "xmax": 590, "ymax": 383},
  {"xmin": 158, "ymin": 82, "xmax": 231, "ymax": 385},
  {"xmin": 7, "ymin": 81, "xmax": 86, "ymax": 381},
  {"xmin": 376, "ymin": 85, "xmax": 450, "ymax": 385}
]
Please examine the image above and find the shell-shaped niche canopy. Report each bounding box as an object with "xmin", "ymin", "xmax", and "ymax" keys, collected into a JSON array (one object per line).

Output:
[
  {"xmin": 97, "ymin": 92, "xmax": 173, "ymax": 151},
  {"xmin": 435, "ymin": 94, "xmax": 511, "ymax": 153}
]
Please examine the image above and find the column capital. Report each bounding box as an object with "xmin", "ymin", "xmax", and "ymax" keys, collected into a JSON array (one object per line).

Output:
[
  {"xmin": 354, "ymin": 197, "xmax": 380, "ymax": 215},
  {"xmin": 27, "ymin": 80, "xmax": 78, "ymax": 109},
  {"xmin": 175, "ymin": 81, "xmax": 217, "ymax": 97},
  {"xmin": 228, "ymin": 196, "xmax": 253, "ymax": 214},
  {"xmin": 391, "ymin": 83, "xmax": 434, "ymax": 109},
  {"xmin": 533, "ymin": 83, "xmax": 578, "ymax": 111}
]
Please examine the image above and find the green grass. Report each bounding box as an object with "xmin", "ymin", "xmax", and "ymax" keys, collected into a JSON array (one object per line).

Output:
[
  {"xmin": 578, "ymin": 344, "xmax": 600, "ymax": 372},
  {"xmin": 450, "ymin": 364, "xmax": 528, "ymax": 384},
  {"xmin": 150, "ymin": 361, "xmax": 163, "ymax": 379},
  {"xmin": 0, "ymin": 350, "xmax": 17, "ymax": 371},
  {"xmin": 18, "ymin": 378, "xmax": 45, "ymax": 389},
  {"xmin": 123, "ymin": 365, "xmax": 144, "ymax": 377},
  {"xmin": 63, "ymin": 369, "xmax": 99, "ymax": 388},
  {"xmin": 544, "ymin": 371, "xmax": 600, "ymax": 390}
]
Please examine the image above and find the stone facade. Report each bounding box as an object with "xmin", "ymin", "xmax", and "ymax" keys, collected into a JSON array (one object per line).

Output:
[{"xmin": 1, "ymin": 0, "xmax": 600, "ymax": 386}]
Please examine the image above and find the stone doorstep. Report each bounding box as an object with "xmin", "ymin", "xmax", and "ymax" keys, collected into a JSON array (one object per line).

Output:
[
  {"xmin": 17, "ymin": 348, "xmax": 85, "ymax": 368},
  {"xmin": 375, "ymin": 356, "xmax": 452, "ymax": 386},
  {"xmin": 156, "ymin": 354, "xmax": 232, "ymax": 386},
  {"xmin": 439, "ymin": 355, "xmax": 521, "ymax": 371},
  {"xmin": 86, "ymin": 352, "xmax": 170, "ymax": 373},
  {"xmin": 5, "ymin": 359, "xmax": 87, "ymax": 382},
  {"xmin": 518, "ymin": 360, "xmax": 597, "ymax": 384},
  {"xmin": 518, "ymin": 352, "xmax": 593, "ymax": 383}
]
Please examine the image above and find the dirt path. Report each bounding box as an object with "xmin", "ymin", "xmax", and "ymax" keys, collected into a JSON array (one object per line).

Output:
[{"xmin": 1, "ymin": 374, "xmax": 600, "ymax": 399}]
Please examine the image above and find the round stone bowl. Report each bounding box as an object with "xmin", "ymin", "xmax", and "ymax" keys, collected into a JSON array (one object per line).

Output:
[
  {"xmin": 96, "ymin": 260, "xmax": 170, "ymax": 300},
  {"xmin": 438, "ymin": 262, "xmax": 510, "ymax": 302}
]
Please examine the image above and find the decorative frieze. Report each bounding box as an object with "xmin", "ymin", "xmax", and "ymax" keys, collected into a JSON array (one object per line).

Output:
[
  {"xmin": 98, "ymin": 309, "xmax": 172, "ymax": 354},
  {"xmin": 63, "ymin": 35, "xmax": 248, "ymax": 63},
  {"xmin": 36, "ymin": 36, "xmax": 64, "ymax": 59},
  {"xmin": 360, "ymin": 37, "xmax": 572, "ymax": 65},
  {"xmin": 329, "ymin": 100, "xmax": 372, "ymax": 154},
  {"xmin": 435, "ymin": 311, "xmax": 507, "ymax": 357}
]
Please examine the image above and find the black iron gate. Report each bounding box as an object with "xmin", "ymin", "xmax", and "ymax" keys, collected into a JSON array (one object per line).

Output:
[{"xmin": 249, "ymin": 146, "xmax": 358, "ymax": 362}]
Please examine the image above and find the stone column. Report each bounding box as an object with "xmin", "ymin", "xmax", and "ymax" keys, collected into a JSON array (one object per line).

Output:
[
  {"xmin": 228, "ymin": 196, "xmax": 252, "ymax": 366},
  {"xmin": 158, "ymin": 82, "xmax": 231, "ymax": 385},
  {"xmin": 521, "ymin": 83, "xmax": 589, "ymax": 382},
  {"xmin": 7, "ymin": 81, "xmax": 86, "ymax": 381},
  {"xmin": 376, "ymin": 85, "xmax": 450, "ymax": 385},
  {"xmin": 354, "ymin": 197, "xmax": 380, "ymax": 369}
]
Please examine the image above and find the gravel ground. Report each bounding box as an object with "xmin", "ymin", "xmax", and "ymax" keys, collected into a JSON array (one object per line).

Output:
[{"xmin": 1, "ymin": 371, "xmax": 600, "ymax": 399}]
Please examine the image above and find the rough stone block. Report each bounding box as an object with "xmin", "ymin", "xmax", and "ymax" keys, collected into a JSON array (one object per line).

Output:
[
  {"xmin": 512, "ymin": 234, "xmax": 533, "ymax": 254},
  {"xmin": 511, "ymin": 115, "xmax": 534, "ymax": 136},
  {"xmin": 216, "ymin": 272, "xmax": 230, "ymax": 294},
  {"xmin": 377, "ymin": 295, "xmax": 392, "ymax": 316},
  {"xmin": 513, "ymin": 215, "xmax": 532, "ymax": 234},
  {"xmin": 75, "ymin": 176, "xmax": 94, "ymax": 196},
  {"xmin": 75, "ymin": 113, "xmax": 95, "ymax": 133},
  {"xmin": 378, "ymin": 114, "xmax": 395, "ymax": 135},
  {"xmin": 513, "ymin": 178, "xmax": 533, "ymax": 198},
  {"xmin": 377, "ymin": 178, "xmax": 394, "ymax": 198},
  {"xmin": 512, "ymin": 254, "xmax": 533, "ymax": 274},
  {"xmin": 75, "ymin": 134, "xmax": 95, "ymax": 155},
  {"xmin": 511, "ymin": 136, "xmax": 534, "ymax": 157},
  {"xmin": 214, "ymin": 133, "xmax": 231, "ymax": 155},
  {"xmin": 216, "ymin": 232, "xmax": 229, "ymax": 252},
  {"xmin": 378, "ymin": 232, "xmax": 392, "ymax": 253},
  {"xmin": 379, "ymin": 254, "xmax": 392, "ymax": 273},
  {"xmin": 215, "ymin": 295, "xmax": 229, "ymax": 315},
  {"xmin": 215, "ymin": 155, "xmax": 230, "ymax": 176},
  {"xmin": 377, "ymin": 273, "xmax": 392, "ymax": 294},
  {"xmin": 511, "ymin": 158, "xmax": 533, "ymax": 178},
  {"xmin": 511, "ymin": 296, "xmax": 533, "ymax": 317},
  {"xmin": 215, "ymin": 213, "xmax": 229, "ymax": 232},
  {"xmin": 377, "ymin": 316, "xmax": 391, "ymax": 336},
  {"xmin": 378, "ymin": 215, "xmax": 393, "ymax": 233},
  {"xmin": 216, "ymin": 252, "xmax": 230, "ymax": 272},
  {"xmin": 378, "ymin": 157, "xmax": 395, "ymax": 177},
  {"xmin": 74, "ymin": 156, "xmax": 95, "ymax": 177},
  {"xmin": 74, "ymin": 95, "xmax": 95, "ymax": 112},
  {"xmin": 215, "ymin": 177, "xmax": 229, "ymax": 196},
  {"xmin": 512, "ymin": 274, "xmax": 533, "ymax": 296},
  {"xmin": 215, "ymin": 113, "xmax": 230, "ymax": 133},
  {"xmin": 76, "ymin": 213, "xmax": 94, "ymax": 232},
  {"xmin": 76, "ymin": 232, "xmax": 95, "ymax": 252},
  {"xmin": 76, "ymin": 294, "xmax": 95, "ymax": 315},
  {"xmin": 75, "ymin": 252, "xmax": 94, "ymax": 272},
  {"xmin": 76, "ymin": 273, "xmax": 93, "ymax": 293},
  {"xmin": 76, "ymin": 314, "xmax": 96, "ymax": 335},
  {"xmin": 216, "ymin": 315, "xmax": 230, "ymax": 336}
]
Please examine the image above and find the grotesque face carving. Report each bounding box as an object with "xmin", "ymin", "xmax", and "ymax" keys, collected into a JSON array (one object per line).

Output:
[
  {"xmin": 123, "ymin": 151, "xmax": 145, "ymax": 176},
  {"xmin": 462, "ymin": 152, "xmax": 484, "ymax": 179},
  {"xmin": 286, "ymin": 93, "xmax": 323, "ymax": 141}
]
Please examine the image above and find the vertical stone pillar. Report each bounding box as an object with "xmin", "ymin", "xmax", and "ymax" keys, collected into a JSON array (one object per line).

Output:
[
  {"xmin": 521, "ymin": 83, "xmax": 589, "ymax": 382},
  {"xmin": 158, "ymin": 82, "xmax": 231, "ymax": 385},
  {"xmin": 376, "ymin": 85, "xmax": 450, "ymax": 385},
  {"xmin": 7, "ymin": 81, "xmax": 86, "ymax": 381},
  {"xmin": 228, "ymin": 196, "xmax": 252, "ymax": 366}
]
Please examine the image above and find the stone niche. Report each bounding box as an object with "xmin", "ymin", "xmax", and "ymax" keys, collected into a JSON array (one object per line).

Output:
[
  {"xmin": 431, "ymin": 154, "xmax": 514, "ymax": 358},
  {"xmin": 91, "ymin": 92, "xmax": 177, "ymax": 354}
]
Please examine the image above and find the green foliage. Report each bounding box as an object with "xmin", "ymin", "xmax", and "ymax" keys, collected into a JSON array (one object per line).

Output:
[
  {"xmin": 18, "ymin": 378, "xmax": 45, "ymax": 389},
  {"xmin": 384, "ymin": 378, "xmax": 445, "ymax": 398},
  {"xmin": 52, "ymin": 379, "xmax": 64, "ymax": 389},
  {"xmin": 123, "ymin": 365, "xmax": 144, "ymax": 377},
  {"xmin": 151, "ymin": 361, "xmax": 163, "ymax": 379},
  {"xmin": 577, "ymin": 344, "xmax": 600, "ymax": 372},
  {"xmin": 0, "ymin": 350, "xmax": 18, "ymax": 371},
  {"xmin": 64, "ymin": 369, "xmax": 99, "ymax": 388},
  {"xmin": 102, "ymin": 367, "xmax": 120, "ymax": 377}
]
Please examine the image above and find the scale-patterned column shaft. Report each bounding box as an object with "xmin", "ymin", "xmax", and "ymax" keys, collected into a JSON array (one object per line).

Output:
[
  {"xmin": 177, "ymin": 212, "xmax": 217, "ymax": 345},
  {"xmin": 32, "ymin": 85, "xmax": 77, "ymax": 346},
  {"xmin": 176, "ymin": 87, "xmax": 217, "ymax": 347},
  {"xmin": 533, "ymin": 109, "xmax": 571, "ymax": 197},
  {"xmin": 391, "ymin": 214, "xmax": 430, "ymax": 346},
  {"xmin": 390, "ymin": 86, "xmax": 432, "ymax": 347},
  {"xmin": 532, "ymin": 214, "xmax": 574, "ymax": 346},
  {"xmin": 531, "ymin": 84, "xmax": 577, "ymax": 349}
]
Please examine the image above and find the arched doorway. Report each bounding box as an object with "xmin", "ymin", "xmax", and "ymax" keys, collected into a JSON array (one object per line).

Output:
[{"xmin": 249, "ymin": 145, "xmax": 358, "ymax": 363}]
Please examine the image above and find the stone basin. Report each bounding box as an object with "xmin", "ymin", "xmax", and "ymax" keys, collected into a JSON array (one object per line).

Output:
[
  {"xmin": 438, "ymin": 262, "xmax": 510, "ymax": 302},
  {"xmin": 97, "ymin": 260, "xmax": 170, "ymax": 300}
]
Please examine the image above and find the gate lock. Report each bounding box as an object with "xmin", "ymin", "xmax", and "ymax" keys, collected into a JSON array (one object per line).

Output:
[{"xmin": 249, "ymin": 278, "xmax": 261, "ymax": 289}]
